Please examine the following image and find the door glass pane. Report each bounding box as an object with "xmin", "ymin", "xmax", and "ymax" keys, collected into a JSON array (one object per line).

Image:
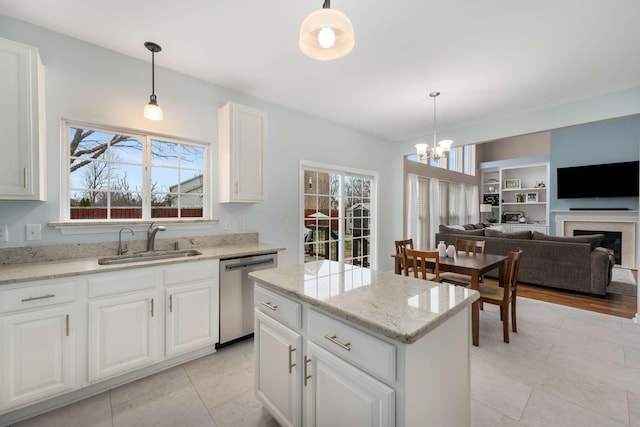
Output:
[{"xmin": 303, "ymin": 168, "xmax": 374, "ymax": 268}]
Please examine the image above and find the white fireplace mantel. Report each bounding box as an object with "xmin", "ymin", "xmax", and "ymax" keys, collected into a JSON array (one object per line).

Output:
[{"xmin": 553, "ymin": 210, "xmax": 639, "ymax": 269}]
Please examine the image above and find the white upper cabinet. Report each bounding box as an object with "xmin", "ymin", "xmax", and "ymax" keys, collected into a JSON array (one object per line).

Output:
[
  {"xmin": 0, "ymin": 37, "xmax": 46, "ymax": 201},
  {"xmin": 218, "ymin": 101, "xmax": 266, "ymax": 203}
]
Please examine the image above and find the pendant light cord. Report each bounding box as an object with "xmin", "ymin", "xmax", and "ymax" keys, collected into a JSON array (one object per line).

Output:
[
  {"xmin": 323, "ymin": 0, "xmax": 330, "ymax": 8},
  {"xmin": 432, "ymin": 94, "xmax": 438, "ymax": 147},
  {"xmin": 151, "ymin": 50, "xmax": 155, "ymax": 99}
]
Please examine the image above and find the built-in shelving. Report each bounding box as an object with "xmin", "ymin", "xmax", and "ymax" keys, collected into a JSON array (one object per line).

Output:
[{"xmin": 480, "ymin": 160, "xmax": 550, "ymax": 231}]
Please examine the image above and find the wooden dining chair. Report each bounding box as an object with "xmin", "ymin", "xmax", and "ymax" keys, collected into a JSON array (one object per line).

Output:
[
  {"xmin": 477, "ymin": 249, "xmax": 523, "ymax": 343},
  {"xmin": 403, "ymin": 248, "xmax": 440, "ymax": 282},
  {"xmin": 395, "ymin": 239, "xmax": 414, "ymax": 274},
  {"xmin": 440, "ymin": 239, "xmax": 486, "ymax": 287}
]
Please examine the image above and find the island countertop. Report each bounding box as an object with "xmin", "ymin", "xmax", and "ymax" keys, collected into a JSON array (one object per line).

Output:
[{"xmin": 249, "ymin": 260, "xmax": 479, "ymax": 344}]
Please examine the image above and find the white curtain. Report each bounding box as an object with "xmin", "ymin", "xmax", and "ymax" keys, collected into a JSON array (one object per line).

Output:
[
  {"xmin": 406, "ymin": 174, "xmax": 419, "ymax": 244},
  {"xmin": 460, "ymin": 184, "xmax": 468, "ymax": 224},
  {"xmin": 429, "ymin": 178, "xmax": 440, "ymax": 248},
  {"xmin": 470, "ymin": 185, "xmax": 479, "ymax": 223}
]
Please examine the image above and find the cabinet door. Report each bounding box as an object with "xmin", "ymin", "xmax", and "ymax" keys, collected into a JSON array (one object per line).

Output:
[
  {"xmin": 218, "ymin": 102, "xmax": 266, "ymax": 203},
  {"xmin": 165, "ymin": 280, "xmax": 217, "ymax": 357},
  {"xmin": 0, "ymin": 305, "xmax": 74, "ymax": 409},
  {"xmin": 304, "ymin": 341, "xmax": 395, "ymax": 427},
  {"xmin": 255, "ymin": 311, "xmax": 302, "ymax": 427},
  {"xmin": 87, "ymin": 291, "xmax": 158, "ymax": 382},
  {"xmin": 0, "ymin": 38, "xmax": 45, "ymax": 200}
]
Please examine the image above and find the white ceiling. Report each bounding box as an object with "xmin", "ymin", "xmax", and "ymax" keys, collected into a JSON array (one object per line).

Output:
[{"xmin": 1, "ymin": 0, "xmax": 639, "ymax": 143}]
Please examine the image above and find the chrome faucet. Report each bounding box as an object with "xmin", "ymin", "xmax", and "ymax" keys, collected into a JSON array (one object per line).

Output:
[
  {"xmin": 118, "ymin": 227, "xmax": 135, "ymax": 255},
  {"xmin": 146, "ymin": 223, "xmax": 166, "ymax": 252}
]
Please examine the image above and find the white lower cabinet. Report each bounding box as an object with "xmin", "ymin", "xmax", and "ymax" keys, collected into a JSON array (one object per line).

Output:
[
  {"xmin": 1, "ymin": 258, "xmax": 222, "ymax": 420},
  {"xmin": 0, "ymin": 278, "xmax": 78, "ymax": 412},
  {"xmin": 0, "ymin": 305, "xmax": 75, "ymax": 410},
  {"xmin": 255, "ymin": 310, "xmax": 302, "ymax": 427},
  {"xmin": 165, "ymin": 281, "xmax": 217, "ymax": 357},
  {"xmin": 254, "ymin": 284, "xmax": 395, "ymax": 427},
  {"xmin": 87, "ymin": 290, "xmax": 159, "ymax": 382},
  {"xmin": 304, "ymin": 341, "xmax": 394, "ymax": 427}
]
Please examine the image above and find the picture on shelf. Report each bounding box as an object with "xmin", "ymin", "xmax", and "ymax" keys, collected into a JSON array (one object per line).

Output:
[
  {"xmin": 483, "ymin": 194, "xmax": 500, "ymax": 206},
  {"xmin": 526, "ymin": 192, "xmax": 538, "ymax": 203},
  {"xmin": 502, "ymin": 211, "xmax": 524, "ymax": 224},
  {"xmin": 505, "ymin": 178, "xmax": 521, "ymax": 189}
]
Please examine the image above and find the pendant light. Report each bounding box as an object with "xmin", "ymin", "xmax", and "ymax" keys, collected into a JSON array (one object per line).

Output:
[
  {"xmin": 143, "ymin": 41, "xmax": 163, "ymax": 121},
  {"xmin": 299, "ymin": 0, "xmax": 354, "ymax": 60},
  {"xmin": 415, "ymin": 91, "xmax": 453, "ymax": 161}
]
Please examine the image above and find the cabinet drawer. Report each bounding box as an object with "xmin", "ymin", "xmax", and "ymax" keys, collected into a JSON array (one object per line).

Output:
[
  {"xmin": 307, "ymin": 309, "xmax": 396, "ymax": 383},
  {"xmin": 254, "ymin": 285, "xmax": 301, "ymax": 330},
  {"xmin": 0, "ymin": 279, "xmax": 76, "ymax": 313},
  {"xmin": 88, "ymin": 269, "xmax": 158, "ymax": 298},
  {"xmin": 163, "ymin": 260, "xmax": 217, "ymax": 285}
]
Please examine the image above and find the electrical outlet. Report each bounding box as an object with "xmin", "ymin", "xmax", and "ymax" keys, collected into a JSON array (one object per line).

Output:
[
  {"xmin": 26, "ymin": 224, "xmax": 42, "ymax": 241},
  {"xmin": 0, "ymin": 225, "xmax": 8, "ymax": 242},
  {"xmin": 224, "ymin": 220, "xmax": 232, "ymax": 231},
  {"xmin": 238, "ymin": 219, "xmax": 245, "ymax": 230},
  {"xmin": 282, "ymin": 218, "xmax": 289, "ymax": 229}
]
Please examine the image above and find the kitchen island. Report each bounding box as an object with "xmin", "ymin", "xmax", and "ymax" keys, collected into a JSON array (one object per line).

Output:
[{"xmin": 249, "ymin": 260, "xmax": 479, "ymax": 427}]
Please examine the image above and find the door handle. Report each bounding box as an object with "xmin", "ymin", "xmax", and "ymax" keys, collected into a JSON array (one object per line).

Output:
[
  {"xmin": 304, "ymin": 355, "xmax": 312, "ymax": 386},
  {"xmin": 288, "ymin": 345, "xmax": 296, "ymax": 374}
]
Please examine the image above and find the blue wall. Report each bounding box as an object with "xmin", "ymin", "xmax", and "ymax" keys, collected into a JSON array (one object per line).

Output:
[{"xmin": 549, "ymin": 116, "xmax": 640, "ymax": 232}]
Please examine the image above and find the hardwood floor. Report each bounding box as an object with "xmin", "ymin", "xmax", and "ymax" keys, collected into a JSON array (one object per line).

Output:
[{"xmin": 483, "ymin": 277, "xmax": 637, "ymax": 319}]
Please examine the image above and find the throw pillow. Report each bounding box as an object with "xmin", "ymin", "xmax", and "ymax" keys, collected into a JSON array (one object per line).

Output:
[
  {"xmin": 462, "ymin": 224, "xmax": 476, "ymax": 230},
  {"xmin": 473, "ymin": 223, "xmax": 486, "ymax": 229},
  {"xmin": 438, "ymin": 225, "xmax": 485, "ymax": 236},
  {"xmin": 485, "ymin": 228, "xmax": 532, "ymax": 239},
  {"xmin": 531, "ymin": 231, "xmax": 605, "ymax": 250}
]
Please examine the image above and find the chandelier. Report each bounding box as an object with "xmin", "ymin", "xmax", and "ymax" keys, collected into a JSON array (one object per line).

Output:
[{"xmin": 415, "ymin": 91, "xmax": 453, "ymax": 161}]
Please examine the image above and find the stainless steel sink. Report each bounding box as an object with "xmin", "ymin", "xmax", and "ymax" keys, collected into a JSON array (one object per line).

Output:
[{"xmin": 98, "ymin": 249, "xmax": 203, "ymax": 265}]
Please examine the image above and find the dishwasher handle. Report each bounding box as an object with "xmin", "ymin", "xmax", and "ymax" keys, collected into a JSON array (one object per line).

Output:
[{"xmin": 224, "ymin": 257, "xmax": 275, "ymax": 271}]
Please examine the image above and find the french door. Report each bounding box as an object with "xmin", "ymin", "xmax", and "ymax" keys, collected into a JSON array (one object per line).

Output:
[{"xmin": 301, "ymin": 162, "xmax": 377, "ymax": 268}]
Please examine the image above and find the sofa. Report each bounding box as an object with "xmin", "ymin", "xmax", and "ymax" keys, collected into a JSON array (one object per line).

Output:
[{"xmin": 435, "ymin": 224, "xmax": 614, "ymax": 296}]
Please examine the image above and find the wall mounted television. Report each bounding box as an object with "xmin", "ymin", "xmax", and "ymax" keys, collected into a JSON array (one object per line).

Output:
[{"xmin": 556, "ymin": 160, "xmax": 639, "ymax": 199}]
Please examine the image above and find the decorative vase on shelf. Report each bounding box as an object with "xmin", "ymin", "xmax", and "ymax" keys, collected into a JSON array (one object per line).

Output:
[
  {"xmin": 446, "ymin": 245, "xmax": 456, "ymax": 258},
  {"xmin": 437, "ymin": 241, "xmax": 447, "ymax": 257}
]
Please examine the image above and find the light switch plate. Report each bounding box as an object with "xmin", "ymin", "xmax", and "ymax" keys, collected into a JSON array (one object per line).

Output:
[
  {"xmin": 26, "ymin": 224, "xmax": 42, "ymax": 241},
  {"xmin": 0, "ymin": 225, "xmax": 8, "ymax": 242}
]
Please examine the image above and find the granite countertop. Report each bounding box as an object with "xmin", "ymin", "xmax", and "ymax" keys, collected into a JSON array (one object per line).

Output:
[
  {"xmin": 249, "ymin": 260, "xmax": 479, "ymax": 345},
  {"xmin": 0, "ymin": 243, "xmax": 283, "ymax": 286}
]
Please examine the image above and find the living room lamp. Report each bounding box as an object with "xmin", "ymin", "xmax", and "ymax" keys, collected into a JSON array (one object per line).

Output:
[
  {"xmin": 143, "ymin": 42, "xmax": 163, "ymax": 121},
  {"xmin": 415, "ymin": 91, "xmax": 453, "ymax": 161},
  {"xmin": 299, "ymin": 0, "xmax": 355, "ymax": 60},
  {"xmin": 480, "ymin": 203, "xmax": 493, "ymax": 222}
]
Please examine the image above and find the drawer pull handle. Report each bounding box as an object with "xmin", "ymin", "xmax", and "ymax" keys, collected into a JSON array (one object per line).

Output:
[
  {"xmin": 324, "ymin": 335, "xmax": 351, "ymax": 351},
  {"xmin": 21, "ymin": 294, "xmax": 55, "ymax": 302},
  {"xmin": 66, "ymin": 314, "xmax": 70, "ymax": 337},
  {"xmin": 260, "ymin": 301, "xmax": 278, "ymax": 311},
  {"xmin": 304, "ymin": 355, "xmax": 312, "ymax": 386},
  {"xmin": 288, "ymin": 345, "xmax": 296, "ymax": 374},
  {"xmin": 169, "ymin": 295, "xmax": 173, "ymax": 313},
  {"xmin": 151, "ymin": 298, "xmax": 154, "ymax": 317}
]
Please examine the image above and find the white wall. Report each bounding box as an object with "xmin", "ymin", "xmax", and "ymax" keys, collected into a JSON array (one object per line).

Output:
[{"xmin": 0, "ymin": 15, "xmax": 404, "ymax": 271}]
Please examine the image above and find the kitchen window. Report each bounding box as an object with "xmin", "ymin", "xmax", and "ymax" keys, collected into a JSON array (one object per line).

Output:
[
  {"xmin": 301, "ymin": 161, "xmax": 377, "ymax": 269},
  {"xmin": 63, "ymin": 121, "xmax": 209, "ymax": 221}
]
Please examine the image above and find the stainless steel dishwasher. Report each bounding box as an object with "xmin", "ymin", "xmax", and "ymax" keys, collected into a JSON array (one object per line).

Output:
[{"xmin": 218, "ymin": 252, "xmax": 277, "ymax": 346}]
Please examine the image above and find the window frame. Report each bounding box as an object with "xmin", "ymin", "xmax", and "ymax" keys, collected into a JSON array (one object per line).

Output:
[{"xmin": 60, "ymin": 119, "xmax": 212, "ymax": 225}]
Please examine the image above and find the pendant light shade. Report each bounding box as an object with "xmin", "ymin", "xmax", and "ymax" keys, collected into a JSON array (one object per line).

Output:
[
  {"xmin": 299, "ymin": 0, "xmax": 354, "ymax": 60},
  {"xmin": 143, "ymin": 41, "xmax": 163, "ymax": 121}
]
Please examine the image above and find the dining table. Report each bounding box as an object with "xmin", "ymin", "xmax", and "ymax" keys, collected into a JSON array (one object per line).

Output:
[{"xmin": 393, "ymin": 251, "xmax": 508, "ymax": 346}]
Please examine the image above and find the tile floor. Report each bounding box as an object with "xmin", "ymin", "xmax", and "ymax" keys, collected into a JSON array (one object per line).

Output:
[{"xmin": 8, "ymin": 297, "xmax": 640, "ymax": 427}]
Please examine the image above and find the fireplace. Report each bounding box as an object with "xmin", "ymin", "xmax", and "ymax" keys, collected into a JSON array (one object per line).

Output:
[{"xmin": 573, "ymin": 230, "xmax": 622, "ymax": 264}]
